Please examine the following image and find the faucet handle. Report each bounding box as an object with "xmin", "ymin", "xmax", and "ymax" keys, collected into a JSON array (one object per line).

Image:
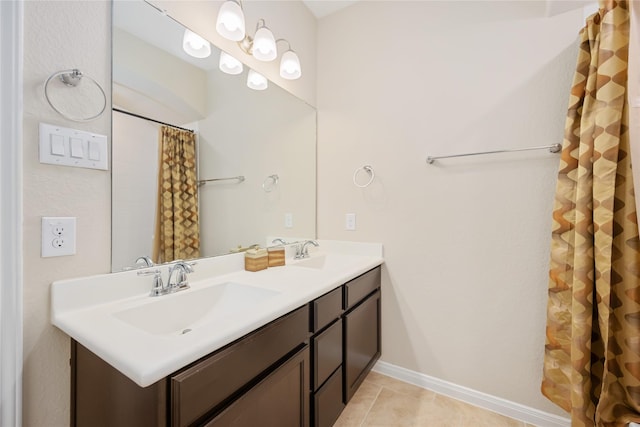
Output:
[{"xmin": 138, "ymin": 269, "xmax": 164, "ymax": 296}]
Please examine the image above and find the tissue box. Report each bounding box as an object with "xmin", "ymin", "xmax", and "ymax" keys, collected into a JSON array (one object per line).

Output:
[
  {"xmin": 268, "ymin": 246, "xmax": 285, "ymax": 267},
  {"xmin": 244, "ymin": 248, "xmax": 268, "ymax": 272}
]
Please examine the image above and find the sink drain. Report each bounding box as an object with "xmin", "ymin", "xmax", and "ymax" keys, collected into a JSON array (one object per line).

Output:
[{"xmin": 181, "ymin": 328, "xmax": 192, "ymax": 335}]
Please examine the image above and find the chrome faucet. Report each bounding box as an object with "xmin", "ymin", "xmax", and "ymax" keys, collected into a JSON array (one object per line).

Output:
[
  {"xmin": 166, "ymin": 261, "xmax": 195, "ymax": 292},
  {"xmin": 271, "ymin": 238, "xmax": 288, "ymax": 246},
  {"xmin": 138, "ymin": 260, "xmax": 195, "ymax": 297},
  {"xmin": 296, "ymin": 240, "xmax": 319, "ymax": 259},
  {"xmin": 134, "ymin": 256, "xmax": 154, "ymax": 268}
]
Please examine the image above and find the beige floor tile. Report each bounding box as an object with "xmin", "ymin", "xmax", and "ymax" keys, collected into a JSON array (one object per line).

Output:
[
  {"xmin": 365, "ymin": 372, "xmax": 437, "ymax": 401},
  {"xmin": 333, "ymin": 380, "xmax": 382, "ymax": 427},
  {"xmin": 455, "ymin": 401, "xmax": 524, "ymax": 427},
  {"xmin": 361, "ymin": 387, "xmax": 461, "ymax": 427}
]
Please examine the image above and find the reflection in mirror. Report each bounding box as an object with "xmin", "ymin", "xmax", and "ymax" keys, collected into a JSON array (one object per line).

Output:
[{"xmin": 111, "ymin": 0, "xmax": 316, "ymax": 272}]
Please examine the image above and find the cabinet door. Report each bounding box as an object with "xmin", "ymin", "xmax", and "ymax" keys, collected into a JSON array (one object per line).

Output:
[
  {"xmin": 205, "ymin": 346, "xmax": 310, "ymax": 427},
  {"xmin": 344, "ymin": 290, "xmax": 381, "ymax": 402}
]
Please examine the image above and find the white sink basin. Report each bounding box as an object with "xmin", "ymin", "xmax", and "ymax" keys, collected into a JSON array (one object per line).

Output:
[
  {"xmin": 113, "ymin": 282, "xmax": 279, "ymax": 336},
  {"xmin": 289, "ymin": 253, "xmax": 363, "ymax": 271}
]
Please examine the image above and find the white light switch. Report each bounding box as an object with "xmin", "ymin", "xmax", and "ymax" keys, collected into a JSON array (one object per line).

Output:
[
  {"xmin": 50, "ymin": 134, "xmax": 65, "ymax": 156},
  {"xmin": 39, "ymin": 123, "xmax": 108, "ymax": 170},
  {"xmin": 88, "ymin": 140, "xmax": 100, "ymax": 161},
  {"xmin": 284, "ymin": 213, "xmax": 293, "ymax": 228},
  {"xmin": 70, "ymin": 137, "xmax": 84, "ymax": 159}
]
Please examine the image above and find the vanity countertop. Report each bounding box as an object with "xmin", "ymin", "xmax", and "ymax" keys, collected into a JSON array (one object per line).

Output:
[{"xmin": 51, "ymin": 240, "xmax": 383, "ymax": 387}]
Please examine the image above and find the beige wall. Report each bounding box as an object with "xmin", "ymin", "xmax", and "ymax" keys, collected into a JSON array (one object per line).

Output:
[
  {"xmin": 316, "ymin": 0, "xmax": 582, "ymax": 416},
  {"xmin": 22, "ymin": 1, "xmax": 111, "ymax": 425}
]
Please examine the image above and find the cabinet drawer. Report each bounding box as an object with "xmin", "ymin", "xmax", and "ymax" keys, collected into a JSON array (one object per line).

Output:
[
  {"xmin": 205, "ymin": 346, "xmax": 310, "ymax": 427},
  {"xmin": 313, "ymin": 367, "xmax": 344, "ymax": 427},
  {"xmin": 310, "ymin": 287, "xmax": 343, "ymax": 333},
  {"xmin": 312, "ymin": 318, "xmax": 342, "ymax": 391},
  {"xmin": 171, "ymin": 306, "xmax": 309, "ymax": 427},
  {"xmin": 344, "ymin": 267, "xmax": 381, "ymax": 310}
]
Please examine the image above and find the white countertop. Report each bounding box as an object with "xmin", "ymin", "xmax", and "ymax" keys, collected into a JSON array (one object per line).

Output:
[{"xmin": 51, "ymin": 240, "xmax": 383, "ymax": 387}]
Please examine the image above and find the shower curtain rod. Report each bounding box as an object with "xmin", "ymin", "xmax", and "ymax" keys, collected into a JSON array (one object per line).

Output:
[
  {"xmin": 112, "ymin": 108, "xmax": 195, "ymax": 133},
  {"xmin": 426, "ymin": 143, "xmax": 562, "ymax": 164}
]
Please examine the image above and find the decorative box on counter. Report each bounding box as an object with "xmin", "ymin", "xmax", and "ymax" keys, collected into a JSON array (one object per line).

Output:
[
  {"xmin": 268, "ymin": 246, "xmax": 285, "ymax": 267},
  {"xmin": 244, "ymin": 248, "xmax": 268, "ymax": 272}
]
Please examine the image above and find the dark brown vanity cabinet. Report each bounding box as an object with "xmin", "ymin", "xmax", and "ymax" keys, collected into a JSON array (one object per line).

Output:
[
  {"xmin": 343, "ymin": 267, "xmax": 382, "ymax": 402},
  {"xmin": 309, "ymin": 287, "xmax": 344, "ymax": 427},
  {"xmin": 71, "ymin": 306, "xmax": 309, "ymax": 427},
  {"xmin": 70, "ymin": 265, "xmax": 382, "ymax": 427}
]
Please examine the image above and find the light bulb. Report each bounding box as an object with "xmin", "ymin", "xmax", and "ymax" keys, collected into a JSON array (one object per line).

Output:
[
  {"xmin": 182, "ymin": 29, "xmax": 211, "ymax": 58},
  {"xmin": 247, "ymin": 69, "xmax": 268, "ymax": 90},
  {"xmin": 219, "ymin": 51, "xmax": 243, "ymax": 75},
  {"xmin": 252, "ymin": 26, "xmax": 277, "ymax": 61},
  {"xmin": 216, "ymin": 0, "xmax": 245, "ymax": 41},
  {"xmin": 280, "ymin": 50, "xmax": 301, "ymax": 80}
]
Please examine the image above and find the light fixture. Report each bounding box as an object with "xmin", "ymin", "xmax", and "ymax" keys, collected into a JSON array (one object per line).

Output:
[
  {"xmin": 251, "ymin": 20, "xmax": 277, "ymax": 61},
  {"xmin": 219, "ymin": 51, "xmax": 243, "ymax": 75},
  {"xmin": 277, "ymin": 40, "xmax": 301, "ymax": 80},
  {"xmin": 247, "ymin": 69, "xmax": 268, "ymax": 90},
  {"xmin": 216, "ymin": 0, "xmax": 245, "ymax": 42},
  {"xmin": 215, "ymin": 2, "xmax": 303, "ymax": 82},
  {"xmin": 182, "ymin": 29, "xmax": 211, "ymax": 58}
]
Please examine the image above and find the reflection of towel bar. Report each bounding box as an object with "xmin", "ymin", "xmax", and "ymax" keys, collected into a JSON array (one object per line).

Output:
[{"xmin": 197, "ymin": 176, "xmax": 245, "ymax": 187}]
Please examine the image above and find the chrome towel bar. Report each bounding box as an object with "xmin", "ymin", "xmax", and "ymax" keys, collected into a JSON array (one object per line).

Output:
[
  {"xmin": 197, "ymin": 176, "xmax": 245, "ymax": 187},
  {"xmin": 426, "ymin": 143, "xmax": 562, "ymax": 164}
]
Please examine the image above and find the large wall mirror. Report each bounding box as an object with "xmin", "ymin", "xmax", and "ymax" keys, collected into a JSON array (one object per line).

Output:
[{"xmin": 111, "ymin": 0, "xmax": 317, "ymax": 271}]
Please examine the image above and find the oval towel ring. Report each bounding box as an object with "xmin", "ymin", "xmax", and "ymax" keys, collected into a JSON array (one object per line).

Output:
[
  {"xmin": 44, "ymin": 69, "xmax": 107, "ymax": 122},
  {"xmin": 262, "ymin": 174, "xmax": 279, "ymax": 192},
  {"xmin": 353, "ymin": 165, "xmax": 375, "ymax": 188}
]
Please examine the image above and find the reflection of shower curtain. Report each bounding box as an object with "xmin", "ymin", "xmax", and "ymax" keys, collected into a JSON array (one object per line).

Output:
[
  {"xmin": 153, "ymin": 126, "xmax": 200, "ymax": 263},
  {"xmin": 542, "ymin": 1, "xmax": 640, "ymax": 425}
]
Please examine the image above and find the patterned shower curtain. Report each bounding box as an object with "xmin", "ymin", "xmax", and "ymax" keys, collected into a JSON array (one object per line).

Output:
[
  {"xmin": 152, "ymin": 126, "xmax": 201, "ymax": 263},
  {"xmin": 542, "ymin": 1, "xmax": 639, "ymax": 425}
]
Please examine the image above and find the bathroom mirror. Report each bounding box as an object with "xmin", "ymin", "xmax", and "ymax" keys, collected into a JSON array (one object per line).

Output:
[{"xmin": 111, "ymin": 0, "xmax": 316, "ymax": 271}]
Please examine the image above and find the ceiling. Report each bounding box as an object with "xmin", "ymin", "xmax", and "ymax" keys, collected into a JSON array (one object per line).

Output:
[{"xmin": 302, "ymin": 1, "xmax": 358, "ymax": 18}]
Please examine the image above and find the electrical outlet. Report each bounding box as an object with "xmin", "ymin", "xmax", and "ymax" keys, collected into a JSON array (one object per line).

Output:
[
  {"xmin": 284, "ymin": 213, "xmax": 293, "ymax": 228},
  {"xmin": 42, "ymin": 217, "xmax": 76, "ymax": 257},
  {"xmin": 345, "ymin": 213, "xmax": 356, "ymax": 231}
]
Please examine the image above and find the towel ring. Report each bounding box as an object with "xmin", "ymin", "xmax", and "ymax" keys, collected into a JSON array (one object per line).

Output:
[
  {"xmin": 44, "ymin": 69, "xmax": 107, "ymax": 122},
  {"xmin": 353, "ymin": 165, "xmax": 375, "ymax": 188},
  {"xmin": 262, "ymin": 174, "xmax": 279, "ymax": 192}
]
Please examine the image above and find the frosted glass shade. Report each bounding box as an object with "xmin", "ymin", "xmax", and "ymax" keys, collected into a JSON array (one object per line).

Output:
[
  {"xmin": 219, "ymin": 51, "xmax": 243, "ymax": 75},
  {"xmin": 280, "ymin": 50, "xmax": 301, "ymax": 80},
  {"xmin": 182, "ymin": 30, "xmax": 211, "ymax": 58},
  {"xmin": 216, "ymin": 0, "xmax": 245, "ymax": 41},
  {"xmin": 247, "ymin": 70, "xmax": 268, "ymax": 90},
  {"xmin": 252, "ymin": 26, "xmax": 277, "ymax": 61}
]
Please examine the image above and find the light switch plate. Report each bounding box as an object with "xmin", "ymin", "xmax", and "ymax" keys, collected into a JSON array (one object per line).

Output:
[{"xmin": 39, "ymin": 123, "xmax": 108, "ymax": 170}]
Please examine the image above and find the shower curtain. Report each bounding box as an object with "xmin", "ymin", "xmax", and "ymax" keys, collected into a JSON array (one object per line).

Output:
[
  {"xmin": 542, "ymin": 1, "xmax": 639, "ymax": 425},
  {"xmin": 153, "ymin": 125, "xmax": 201, "ymax": 263}
]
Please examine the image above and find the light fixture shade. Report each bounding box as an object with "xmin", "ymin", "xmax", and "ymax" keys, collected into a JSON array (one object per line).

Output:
[
  {"xmin": 247, "ymin": 69, "xmax": 268, "ymax": 90},
  {"xmin": 219, "ymin": 51, "xmax": 243, "ymax": 75},
  {"xmin": 182, "ymin": 29, "xmax": 211, "ymax": 58},
  {"xmin": 280, "ymin": 50, "xmax": 302, "ymax": 80},
  {"xmin": 216, "ymin": 0, "xmax": 245, "ymax": 41},
  {"xmin": 252, "ymin": 26, "xmax": 277, "ymax": 61}
]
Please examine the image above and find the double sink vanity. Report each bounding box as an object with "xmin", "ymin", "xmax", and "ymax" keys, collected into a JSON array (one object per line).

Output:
[{"xmin": 51, "ymin": 240, "xmax": 383, "ymax": 427}]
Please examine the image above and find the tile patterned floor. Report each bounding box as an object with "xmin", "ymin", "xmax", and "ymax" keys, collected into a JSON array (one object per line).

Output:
[{"xmin": 334, "ymin": 371, "xmax": 537, "ymax": 427}]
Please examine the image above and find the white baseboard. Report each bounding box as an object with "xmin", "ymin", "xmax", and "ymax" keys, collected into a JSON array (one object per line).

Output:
[{"xmin": 372, "ymin": 361, "xmax": 570, "ymax": 427}]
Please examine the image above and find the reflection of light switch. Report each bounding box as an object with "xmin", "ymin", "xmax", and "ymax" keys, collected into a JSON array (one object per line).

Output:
[
  {"xmin": 50, "ymin": 134, "xmax": 65, "ymax": 156},
  {"xmin": 70, "ymin": 138, "xmax": 84, "ymax": 158},
  {"xmin": 88, "ymin": 140, "xmax": 100, "ymax": 161}
]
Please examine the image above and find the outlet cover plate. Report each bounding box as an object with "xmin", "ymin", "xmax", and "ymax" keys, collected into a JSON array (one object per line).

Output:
[{"xmin": 42, "ymin": 216, "xmax": 76, "ymax": 257}]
